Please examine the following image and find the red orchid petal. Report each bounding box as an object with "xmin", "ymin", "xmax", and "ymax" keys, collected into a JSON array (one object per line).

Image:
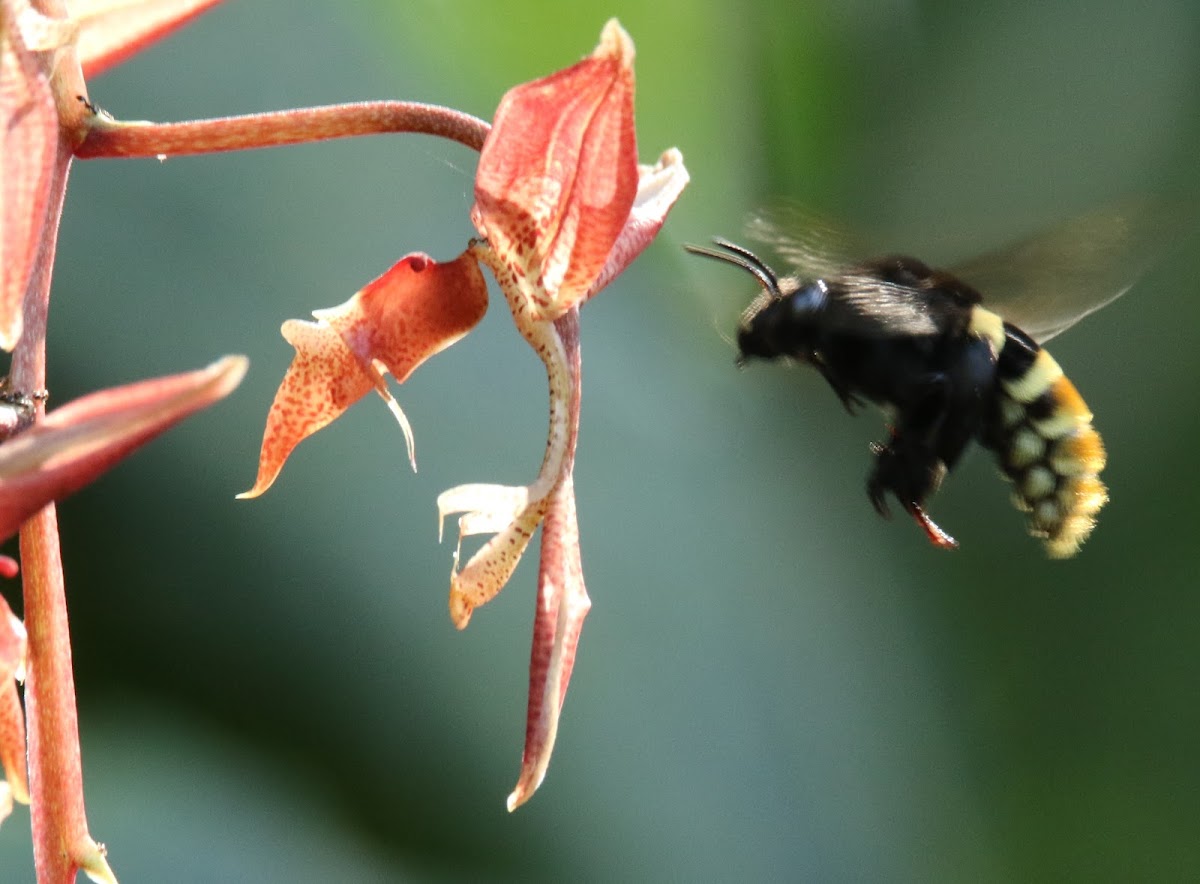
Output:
[
  {"xmin": 1, "ymin": 1, "xmax": 60, "ymax": 351},
  {"xmin": 68, "ymin": 0, "xmax": 224, "ymax": 79},
  {"xmin": 508, "ymin": 471, "xmax": 590, "ymax": 811},
  {"xmin": 472, "ymin": 18, "xmax": 638, "ymax": 322},
  {"xmin": 585, "ymin": 147, "xmax": 690, "ymax": 300},
  {"xmin": 240, "ymin": 322, "xmax": 375, "ymax": 500},
  {"xmin": 0, "ymin": 355, "xmax": 247, "ymax": 543},
  {"xmin": 0, "ymin": 595, "xmax": 28, "ymax": 812},
  {"xmin": 240, "ymin": 251, "xmax": 487, "ymax": 499}
]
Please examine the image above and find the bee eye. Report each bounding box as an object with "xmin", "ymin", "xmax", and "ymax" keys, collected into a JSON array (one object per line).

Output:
[{"xmin": 788, "ymin": 281, "xmax": 827, "ymax": 317}]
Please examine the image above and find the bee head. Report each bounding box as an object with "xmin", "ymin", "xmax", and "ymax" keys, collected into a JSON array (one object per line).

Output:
[
  {"xmin": 685, "ymin": 238, "xmax": 820, "ymax": 364},
  {"xmin": 685, "ymin": 238, "xmax": 786, "ymax": 362}
]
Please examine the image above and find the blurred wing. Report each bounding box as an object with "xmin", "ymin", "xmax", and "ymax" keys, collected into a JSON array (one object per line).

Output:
[
  {"xmin": 821, "ymin": 271, "xmax": 942, "ymax": 338},
  {"xmin": 746, "ymin": 205, "xmax": 861, "ymax": 280},
  {"xmin": 952, "ymin": 198, "xmax": 1194, "ymax": 343},
  {"xmin": 749, "ymin": 206, "xmax": 941, "ymax": 338}
]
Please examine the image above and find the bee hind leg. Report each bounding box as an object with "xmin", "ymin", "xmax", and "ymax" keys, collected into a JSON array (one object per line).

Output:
[
  {"xmin": 866, "ymin": 434, "xmax": 957, "ymax": 550},
  {"xmin": 907, "ymin": 504, "xmax": 958, "ymax": 550}
]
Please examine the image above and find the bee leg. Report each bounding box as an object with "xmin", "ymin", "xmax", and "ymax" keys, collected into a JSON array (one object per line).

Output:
[
  {"xmin": 866, "ymin": 373, "xmax": 961, "ymax": 549},
  {"xmin": 814, "ymin": 359, "xmax": 865, "ymax": 415},
  {"xmin": 866, "ymin": 445, "xmax": 893, "ymax": 519},
  {"xmin": 867, "ymin": 443, "xmax": 958, "ymax": 549},
  {"xmin": 907, "ymin": 504, "xmax": 958, "ymax": 550}
]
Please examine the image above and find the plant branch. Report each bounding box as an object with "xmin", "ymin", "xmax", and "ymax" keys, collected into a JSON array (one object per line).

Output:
[
  {"xmin": 74, "ymin": 100, "xmax": 491, "ymax": 159},
  {"xmin": 10, "ymin": 132, "xmax": 115, "ymax": 883}
]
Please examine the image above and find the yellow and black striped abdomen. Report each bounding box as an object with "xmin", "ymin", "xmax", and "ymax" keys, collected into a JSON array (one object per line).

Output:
[{"xmin": 971, "ymin": 307, "xmax": 1108, "ymax": 557}]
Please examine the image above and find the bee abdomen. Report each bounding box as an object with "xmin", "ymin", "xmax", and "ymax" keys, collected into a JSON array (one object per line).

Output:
[{"xmin": 984, "ymin": 316, "xmax": 1108, "ymax": 557}]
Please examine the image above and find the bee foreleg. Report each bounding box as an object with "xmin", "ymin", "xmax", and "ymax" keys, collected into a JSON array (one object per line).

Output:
[{"xmin": 813, "ymin": 356, "xmax": 865, "ymax": 415}]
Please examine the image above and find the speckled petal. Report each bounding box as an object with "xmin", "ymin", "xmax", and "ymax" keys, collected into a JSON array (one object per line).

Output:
[
  {"xmin": 241, "ymin": 251, "xmax": 487, "ymax": 499},
  {"xmin": 471, "ymin": 19, "xmax": 638, "ymax": 322}
]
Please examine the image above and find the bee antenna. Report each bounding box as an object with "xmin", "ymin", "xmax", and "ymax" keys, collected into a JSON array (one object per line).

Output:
[
  {"xmin": 709, "ymin": 313, "xmax": 738, "ymax": 353},
  {"xmin": 684, "ymin": 238, "xmax": 782, "ymax": 297}
]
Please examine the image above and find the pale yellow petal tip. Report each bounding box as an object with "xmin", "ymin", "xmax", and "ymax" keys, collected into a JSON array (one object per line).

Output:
[
  {"xmin": 0, "ymin": 782, "xmax": 13, "ymax": 828},
  {"xmin": 656, "ymin": 147, "xmax": 686, "ymax": 171},
  {"xmin": 597, "ymin": 18, "xmax": 634, "ymax": 64},
  {"xmin": 78, "ymin": 838, "xmax": 118, "ymax": 884},
  {"xmin": 207, "ymin": 354, "xmax": 250, "ymax": 387},
  {"xmin": 197, "ymin": 354, "xmax": 250, "ymax": 405},
  {"xmin": 232, "ymin": 462, "xmax": 274, "ymax": 496},
  {"xmin": 0, "ymin": 322, "xmax": 20, "ymax": 355},
  {"xmin": 506, "ymin": 773, "xmax": 544, "ymax": 813},
  {"xmin": 235, "ymin": 471, "xmax": 275, "ymax": 500},
  {"xmin": 8, "ymin": 775, "xmax": 29, "ymax": 807}
]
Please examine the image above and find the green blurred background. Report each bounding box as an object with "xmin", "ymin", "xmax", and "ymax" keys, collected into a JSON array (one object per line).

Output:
[{"xmin": 4, "ymin": 1, "xmax": 1200, "ymax": 880}]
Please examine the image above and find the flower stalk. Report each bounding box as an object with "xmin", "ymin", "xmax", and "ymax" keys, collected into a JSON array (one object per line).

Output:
[
  {"xmin": 74, "ymin": 101, "xmax": 490, "ymax": 158},
  {"xmin": 20, "ymin": 506, "xmax": 116, "ymax": 884}
]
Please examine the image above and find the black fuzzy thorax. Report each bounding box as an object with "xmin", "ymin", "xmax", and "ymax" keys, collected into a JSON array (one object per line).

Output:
[{"xmin": 739, "ymin": 256, "xmax": 1001, "ymax": 477}]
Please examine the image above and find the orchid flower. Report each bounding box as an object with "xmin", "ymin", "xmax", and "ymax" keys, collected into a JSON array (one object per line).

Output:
[{"xmin": 243, "ymin": 20, "xmax": 689, "ymax": 809}]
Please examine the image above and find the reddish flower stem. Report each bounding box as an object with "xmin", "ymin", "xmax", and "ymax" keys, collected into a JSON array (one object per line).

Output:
[
  {"xmin": 10, "ymin": 127, "xmax": 108, "ymax": 881},
  {"xmin": 5, "ymin": 95, "xmax": 492, "ymax": 881},
  {"xmin": 20, "ymin": 507, "xmax": 90, "ymax": 884},
  {"xmin": 74, "ymin": 101, "xmax": 491, "ymax": 159}
]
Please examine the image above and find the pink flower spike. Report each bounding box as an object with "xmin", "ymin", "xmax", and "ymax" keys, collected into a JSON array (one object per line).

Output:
[
  {"xmin": 240, "ymin": 251, "xmax": 488, "ymax": 499},
  {"xmin": 70, "ymin": 0, "xmax": 226, "ymax": 79},
  {"xmin": 0, "ymin": 355, "xmax": 248, "ymax": 543}
]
